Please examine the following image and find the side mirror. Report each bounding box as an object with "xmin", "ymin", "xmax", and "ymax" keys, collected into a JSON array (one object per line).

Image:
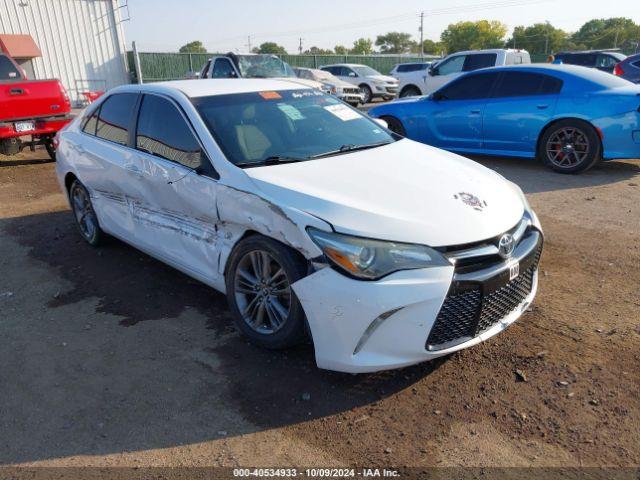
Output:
[
  {"xmin": 348, "ymin": 72, "xmax": 357, "ymax": 77},
  {"xmin": 429, "ymin": 66, "xmax": 437, "ymax": 76},
  {"xmin": 373, "ymin": 118, "xmax": 388, "ymax": 129}
]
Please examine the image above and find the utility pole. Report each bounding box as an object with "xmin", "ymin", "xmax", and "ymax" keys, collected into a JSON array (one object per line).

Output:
[
  {"xmin": 614, "ymin": 28, "xmax": 620, "ymax": 48},
  {"xmin": 246, "ymin": 36, "xmax": 252, "ymax": 52},
  {"xmin": 299, "ymin": 37, "xmax": 303, "ymax": 54},
  {"xmin": 419, "ymin": 11, "xmax": 424, "ymax": 57}
]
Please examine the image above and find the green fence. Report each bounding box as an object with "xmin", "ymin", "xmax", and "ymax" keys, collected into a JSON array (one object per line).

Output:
[{"xmin": 127, "ymin": 51, "xmax": 440, "ymax": 83}]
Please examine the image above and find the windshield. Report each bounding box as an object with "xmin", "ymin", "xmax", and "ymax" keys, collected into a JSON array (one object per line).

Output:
[
  {"xmin": 235, "ymin": 55, "xmax": 296, "ymax": 78},
  {"xmin": 575, "ymin": 67, "xmax": 635, "ymax": 89},
  {"xmin": 313, "ymin": 70, "xmax": 335, "ymax": 81},
  {"xmin": 353, "ymin": 65, "xmax": 381, "ymax": 77},
  {"xmin": 192, "ymin": 89, "xmax": 396, "ymax": 167}
]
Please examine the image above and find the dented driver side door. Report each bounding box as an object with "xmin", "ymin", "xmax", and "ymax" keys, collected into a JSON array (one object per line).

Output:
[{"xmin": 127, "ymin": 93, "xmax": 221, "ymax": 284}]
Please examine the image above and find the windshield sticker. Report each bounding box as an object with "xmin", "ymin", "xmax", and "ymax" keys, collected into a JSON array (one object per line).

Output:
[
  {"xmin": 277, "ymin": 104, "xmax": 305, "ymax": 121},
  {"xmin": 259, "ymin": 91, "xmax": 282, "ymax": 100},
  {"xmin": 9, "ymin": 72, "xmax": 17, "ymax": 78},
  {"xmin": 324, "ymin": 104, "xmax": 360, "ymax": 121},
  {"xmin": 292, "ymin": 90, "xmax": 323, "ymax": 98}
]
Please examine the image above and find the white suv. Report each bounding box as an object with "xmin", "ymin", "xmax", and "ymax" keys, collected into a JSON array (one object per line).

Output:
[
  {"xmin": 320, "ymin": 64, "xmax": 399, "ymax": 103},
  {"xmin": 398, "ymin": 49, "xmax": 531, "ymax": 97}
]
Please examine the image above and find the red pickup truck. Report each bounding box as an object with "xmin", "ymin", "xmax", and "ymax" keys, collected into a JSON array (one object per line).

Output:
[{"xmin": 0, "ymin": 53, "xmax": 72, "ymax": 160}]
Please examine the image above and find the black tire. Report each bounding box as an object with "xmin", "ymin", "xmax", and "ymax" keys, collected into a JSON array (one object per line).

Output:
[
  {"xmin": 44, "ymin": 138, "xmax": 56, "ymax": 161},
  {"xmin": 347, "ymin": 101, "xmax": 360, "ymax": 108},
  {"xmin": 400, "ymin": 86, "xmax": 421, "ymax": 98},
  {"xmin": 381, "ymin": 116, "xmax": 406, "ymax": 137},
  {"xmin": 360, "ymin": 84, "xmax": 372, "ymax": 104},
  {"xmin": 225, "ymin": 235, "xmax": 308, "ymax": 350},
  {"xmin": 69, "ymin": 180, "xmax": 104, "ymax": 246},
  {"xmin": 538, "ymin": 119, "xmax": 602, "ymax": 174}
]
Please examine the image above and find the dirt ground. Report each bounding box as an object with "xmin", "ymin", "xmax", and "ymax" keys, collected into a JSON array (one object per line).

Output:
[{"xmin": 0, "ymin": 147, "xmax": 639, "ymax": 471}]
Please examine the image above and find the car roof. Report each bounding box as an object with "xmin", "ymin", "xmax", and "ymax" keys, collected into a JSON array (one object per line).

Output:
[
  {"xmin": 321, "ymin": 64, "xmax": 367, "ymax": 68},
  {"xmin": 473, "ymin": 64, "xmax": 593, "ymax": 75},
  {"xmin": 110, "ymin": 79, "xmax": 312, "ymax": 98},
  {"xmin": 447, "ymin": 48, "xmax": 528, "ymax": 56}
]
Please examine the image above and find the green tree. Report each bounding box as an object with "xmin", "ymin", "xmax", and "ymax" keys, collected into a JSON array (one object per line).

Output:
[
  {"xmin": 334, "ymin": 45, "xmax": 348, "ymax": 55},
  {"xmin": 441, "ymin": 20, "xmax": 508, "ymax": 52},
  {"xmin": 571, "ymin": 17, "xmax": 640, "ymax": 50},
  {"xmin": 254, "ymin": 42, "xmax": 288, "ymax": 55},
  {"xmin": 178, "ymin": 41, "xmax": 207, "ymax": 53},
  {"xmin": 507, "ymin": 22, "xmax": 569, "ymax": 54},
  {"xmin": 350, "ymin": 38, "xmax": 373, "ymax": 55},
  {"xmin": 304, "ymin": 46, "xmax": 333, "ymax": 55},
  {"xmin": 412, "ymin": 39, "xmax": 446, "ymax": 55},
  {"xmin": 375, "ymin": 32, "xmax": 416, "ymax": 54}
]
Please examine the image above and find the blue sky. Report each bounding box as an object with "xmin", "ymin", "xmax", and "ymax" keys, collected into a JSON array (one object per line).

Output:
[{"xmin": 122, "ymin": 0, "xmax": 640, "ymax": 52}]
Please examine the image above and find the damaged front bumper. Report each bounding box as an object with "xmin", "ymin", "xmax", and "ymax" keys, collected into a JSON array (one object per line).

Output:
[{"xmin": 292, "ymin": 219, "xmax": 542, "ymax": 373}]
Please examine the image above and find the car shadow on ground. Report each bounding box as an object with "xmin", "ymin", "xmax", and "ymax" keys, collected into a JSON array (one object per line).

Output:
[
  {"xmin": 0, "ymin": 211, "xmax": 445, "ymax": 464},
  {"xmin": 465, "ymin": 155, "xmax": 640, "ymax": 194},
  {"xmin": 0, "ymin": 157, "xmax": 54, "ymax": 168}
]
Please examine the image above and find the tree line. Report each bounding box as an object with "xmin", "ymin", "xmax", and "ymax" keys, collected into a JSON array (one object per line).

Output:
[{"xmin": 179, "ymin": 17, "xmax": 640, "ymax": 56}]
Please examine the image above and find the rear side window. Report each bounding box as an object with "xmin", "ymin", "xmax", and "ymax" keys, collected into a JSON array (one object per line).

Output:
[
  {"xmin": 463, "ymin": 53, "xmax": 497, "ymax": 71},
  {"xmin": 397, "ymin": 64, "xmax": 426, "ymax": 73},
  {"xmin": 95, "ymin": 93, "xmax": 138, "ymax": 146},
  {"xmin": 0, "ymin": 55, "xmax": 21, "ymax": 80},
  {"xmin": 437, "ymin": 72, "xmax": 500, "ymax": 100},
  {"xmin": 633, "ymin": 60, "xmax": 640, "ymax": 69},
  {"xmin": 492, "ymin": 72, "xmax": 563, "ymax": 98},
  {"xmin": 322, "ymin": 66, "xmax": 337, "ymax": 75},
  {"xmin": 136, "ymin": 94, "xmax": 203, "ymax": 169}
]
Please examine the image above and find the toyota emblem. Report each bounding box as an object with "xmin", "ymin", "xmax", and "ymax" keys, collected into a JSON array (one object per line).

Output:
[{"xmin": 498, "ymin": 234, "xmax": 515, "ymax": 258}]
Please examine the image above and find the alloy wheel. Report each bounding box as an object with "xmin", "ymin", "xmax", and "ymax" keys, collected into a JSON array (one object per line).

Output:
[
  {"xmin": 71, "ymin": 185, "xmax": 98, "ymax": 241},
  {"xmin": 546, "ymin": 127, "xmax": 590, "ymax": 169},
  {"xmin": 234, "ymin": 250, "xmax": 292, "ymax": 335}
]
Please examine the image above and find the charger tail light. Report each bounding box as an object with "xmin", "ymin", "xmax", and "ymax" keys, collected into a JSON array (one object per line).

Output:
[{"xmin": 614, "ymin": 63, "xmax": 624, "ymax": 76}]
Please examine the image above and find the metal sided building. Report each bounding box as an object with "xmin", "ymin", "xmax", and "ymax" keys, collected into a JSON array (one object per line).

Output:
[{"xmin": 0, "ymin": 0, "xmax": 130, "ymax": 105}]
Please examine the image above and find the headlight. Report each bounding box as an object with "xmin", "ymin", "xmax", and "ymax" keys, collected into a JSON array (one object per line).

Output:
[{"xmin": 307, "ymin": 228, "xmax": 450, "ymax": 280}]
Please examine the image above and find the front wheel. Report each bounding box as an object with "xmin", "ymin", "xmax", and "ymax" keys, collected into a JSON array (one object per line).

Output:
[
  {"xmin": 359, "ymin": 84, "xmax": 372, "ymax": 104},
  {"xmin": 225, "ymin": 235, "xmax": 308, "ymax": 349},
  {"xmin": 538, "ymin": 120, "xmax": 602, "ymax": 174},
  {"xmin": 380, "ymin": 116, "xmax": 406, "ymax": 137}
]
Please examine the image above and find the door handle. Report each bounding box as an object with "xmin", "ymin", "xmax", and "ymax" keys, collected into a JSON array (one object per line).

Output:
[
  {"xmin": 537, "ymin": 104, "xmax": 549, "ymax": 110},
  {"xmin": 470, "ymin": 109, "xmax": 481, "ymax": 114},
  {"xmin": 9, "ymin": 88, "xmax": 25, "ymax": 95}
]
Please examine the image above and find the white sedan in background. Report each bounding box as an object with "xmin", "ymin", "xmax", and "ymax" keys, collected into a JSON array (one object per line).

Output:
[{"xmin": 56, "ymin": 79, "xmax": 543, "ymax": 373}]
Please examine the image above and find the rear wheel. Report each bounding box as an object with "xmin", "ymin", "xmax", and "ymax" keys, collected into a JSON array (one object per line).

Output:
[
  {"xmin": 360, "ymin": 84, "xmax": 372, "ymax": 104},
  {"xmin": 538, "ymin": 119, "xmax": 601, "ymax": 174},
  {"xmin": 225, "ymin": 235, "xmax": 308, "ymax": 349},
  {"xmin": 381, "ymin": 116, "xmax": 406, "ymax": 137},
  {"xmin": 69, "ymin": 180, "xmax": 104, "ymax": 246}
]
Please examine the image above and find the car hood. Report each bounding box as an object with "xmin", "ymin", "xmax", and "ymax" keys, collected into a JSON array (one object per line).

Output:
[
  {"xmin": 324, "ymin": 78, "xmax": 360, "ymax": 89},
  {"xmin": 244, "ymin": 140, "xmax": 525, "ymax": 247},
  {"xmin": 370, "ymin": 74, "xmax": 398, "ymax": 84}
]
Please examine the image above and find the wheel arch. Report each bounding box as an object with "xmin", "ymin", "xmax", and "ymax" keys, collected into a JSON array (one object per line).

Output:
[
  {"xmin": 536, "ymin": 116, "xmax": 603, "ymax": 157},
  {"xmin": 64, "ymin": 172, "xmax": 78, "ymax": 194},
  {"xmin": 399, "ymin": 84, "xmax": 421, "ymax": 97}
]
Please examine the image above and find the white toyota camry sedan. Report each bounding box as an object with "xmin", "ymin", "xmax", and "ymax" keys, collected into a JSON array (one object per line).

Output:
[{"xmin": 55, "ymin": 79, "xmax": 543, "ymax": 373}]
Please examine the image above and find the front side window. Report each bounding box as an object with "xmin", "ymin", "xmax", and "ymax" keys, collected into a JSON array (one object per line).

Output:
[
  {"xmin": 436, "ymin": 72, "xmax": 500, "ymax": 100},
  {"xmin": 136, "ymin": 95, "xmax": 203, "ymax": 169},
  {"xmin": 192, "ymin": 90, "xmax": 395, "ymax": 167},
  {"xmin": 95, "ymin": 93, "xmax": 137, "ymax": 146},
  {"xmin": 463, "ymin": 53, "xmax": 497, "ymax": 71},
  {"xmin": 492, "ymin": 72, "xmax": 562, "ymax": 98},
  {"xmin": 212, "ymin": 59, "xmax": 237, "ymax": 78},
  {"xmin": 437, "ymin": 55, "xmax": 466, "ymax": 76},
  {"xmin": 0, "ymin": 55, "xmax": 21, "ymax": 80}
]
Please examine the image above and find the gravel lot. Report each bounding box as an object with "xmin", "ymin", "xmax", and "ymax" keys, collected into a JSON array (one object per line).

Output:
[{"xmin": 0, "ymin": 146, "xmax": 639, "ymax": 469}]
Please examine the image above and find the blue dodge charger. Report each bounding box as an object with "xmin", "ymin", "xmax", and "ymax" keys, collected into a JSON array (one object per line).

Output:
[{"xmin": 369, "ymin": 65, "xmax": 640, "ymax": 173}]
